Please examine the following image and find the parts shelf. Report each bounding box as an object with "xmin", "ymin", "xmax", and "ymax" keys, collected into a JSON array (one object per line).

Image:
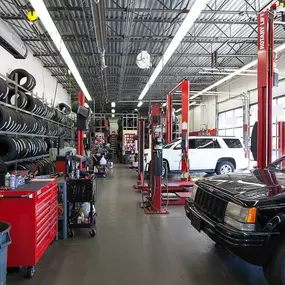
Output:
[{"xmin": 66, "ymin": 177, "xmax": 97, "ymax": 237}]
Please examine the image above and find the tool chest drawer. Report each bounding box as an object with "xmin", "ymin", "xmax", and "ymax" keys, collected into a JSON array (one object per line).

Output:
[{"xmin": 0, "ymin": 178, "xmax": 58, "ymax": 268}]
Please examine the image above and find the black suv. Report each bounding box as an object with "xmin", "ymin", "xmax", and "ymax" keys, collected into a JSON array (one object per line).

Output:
[{"xmin": 185, "ymin": 156, "xmax": 285, "ymax": 285}]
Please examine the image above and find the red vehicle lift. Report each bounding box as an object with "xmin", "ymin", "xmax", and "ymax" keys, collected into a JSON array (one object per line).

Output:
[
  {"xmin": 134, "ymin": 118, "xmax": 147, "ymax": 189},
  {"xmin": 77, "ymin": 91, "xmax": 85, "ymax": 169},
  {"xmin": 257, "ymin": 9, "xmax": 274, "ymax": 168},
  {"xmin": 144, "ymin": 105, "xmax": 168, "ymax": 214},
  {"xmin": 166, "ymin": 80, "xmax": 190, "ymax": 181},
  {"xmin": 278, "ymin": 121, "xmax": 285, "ymax": 158}
]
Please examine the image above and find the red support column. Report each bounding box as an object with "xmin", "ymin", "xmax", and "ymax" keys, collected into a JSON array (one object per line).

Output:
[
  {"xmin": 138, "ymin": 118, "xmax": 145, "ymax": 185},
  {"xmin": 77, "ymin": 91, "xmax": 85, "ymax": 169},
  {"xmin": 257, "ymin": 10, "xmax": 274, "ymax": 168},
  {"xmin": 165, "ymin": 94, "xmax": 173, "ymax": 144},
  {"xmin": 181, "ymin": 80, "xmax": 190, "ymax": 181},
  {"xmin": 145, "ymin": 105, "xmax": 168, "ymax": 214}
]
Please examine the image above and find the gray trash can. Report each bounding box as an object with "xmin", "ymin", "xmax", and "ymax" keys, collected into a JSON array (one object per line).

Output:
[{"xmin": 0, "ymin": 222, "xmax": 11, "ymax": 285}]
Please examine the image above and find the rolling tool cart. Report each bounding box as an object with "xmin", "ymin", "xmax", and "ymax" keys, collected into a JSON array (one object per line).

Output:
[
  {"xmin": 0, "ymin": 178, "xmax": 58, "ymax": 278},
  {"xmin": 66, "ymin": 177, "xmax": 97, "ymax": 238}
]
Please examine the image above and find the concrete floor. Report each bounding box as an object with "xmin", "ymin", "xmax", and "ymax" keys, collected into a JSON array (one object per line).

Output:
[{"xmin": 8, "ymin": 164, "xmax": 268, "ymax": 285}]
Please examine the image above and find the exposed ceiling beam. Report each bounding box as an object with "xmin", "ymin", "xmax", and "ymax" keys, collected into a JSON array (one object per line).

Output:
[
  {"xmin": 41, "ymin": 6, "xmax": 256, "ymax": 15},
  {"xmin": 34, "ymin": 52, "xmax": 256, "ymax": 58},
  {"xmin": 52, "ymin": 72, "xmax": 223, "ymax": 78},
  {"xmin": 1, "ymin": 14, "xmax": 258, "ymax": 25},
  {"xmin": 22, "ymin": 35, "xmax": 285, "ymax": 44},
  {"xmin": 44, "ymin": 64, "xmax": 242, "ymax": 69}
]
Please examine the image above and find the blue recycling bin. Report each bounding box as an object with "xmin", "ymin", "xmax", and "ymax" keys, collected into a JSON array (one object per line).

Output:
[{"xmin": 0, "ymin": 222, "xmax": 11, "ymax": 285}]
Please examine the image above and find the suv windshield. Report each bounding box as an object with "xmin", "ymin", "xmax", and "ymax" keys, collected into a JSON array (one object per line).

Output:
[{"xmin": 164, "ymin": 138, "xmax": 180, "ymax": 149}]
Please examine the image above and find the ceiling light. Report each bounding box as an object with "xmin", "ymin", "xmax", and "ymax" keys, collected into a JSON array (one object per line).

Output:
[
  {"xmin": 29, "ymin": 0, "xmax": 92, "ymax": 101},
  {"xmin": 134, "ymin": 108, "xmax": 138, "ymax": 111},
  {"xmin": 138, "ymin": 0, "xmax": 210, "ymax": 101},
  {"xmin": 137, "ymin": 101, "xmax": 143, "ymax": 107},
  {"xmin": 111, "ymin": 109, "xmax": 115, "ymax": 113},
  {"xmin": 84, "ymin": 103, "xmax": 90, "ymax": 108},
  {"xmin": 190, "ymin": 60, "xmax": 257, "ymax": 100},
  {"xmin": 112, "ymin": 114, "xmax": 115, "ymax": 118},
  {"xmin": 191, "ymin": 39, "xmax": 285, "ymax": 100},
  {"xmin": 111, "ymin": 102, "xmax": 116, "ymax": 107}
]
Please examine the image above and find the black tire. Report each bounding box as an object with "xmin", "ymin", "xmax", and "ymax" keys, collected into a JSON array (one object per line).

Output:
[
  {"xmin": 162, "ymin": 162, "xmax": 168, "ymax": 179},
  {"xmin": 8, "ymin": 69, "xmax": 36, "ymax": 91},
  {"xmin": 215, "ymin": 161, "xmax": 234, "ymax": 175},
  {"xmin": 24, "ymin": 266, "xmax": 35, "ymax": 278},
  {"xmin": 8, "ymin": 90, "xmax": 27, "ymax": 109},
  {"xmin": 0, "ymin": 136, "xmax": 17, "ymax": 161},
  {"xmin": 0, "ymin": 78, "xmax": 9, "ymax": 101},
  {"xmin": 89, "ymin": 229, "xmax": 96, "ymax": 237},
  {"xmin": 57, "ymin": 103, "xmax": 71, "ymax": 115},
  {"xmin": 263, "ymin": 241, "xmax": 285, "ymax": 285},
  {"xmin": 24, "ymin": 94, "xmax": 37, "ymax": 113},
  {"xmin": 69, "ymin": 229, "xmax": 75, "ymax": 238}
]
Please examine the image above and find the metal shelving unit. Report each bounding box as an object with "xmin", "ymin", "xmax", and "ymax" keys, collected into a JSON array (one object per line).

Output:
[{"xmin": 5, "ymin": 154, "xmax": 49, "ymax": 166}]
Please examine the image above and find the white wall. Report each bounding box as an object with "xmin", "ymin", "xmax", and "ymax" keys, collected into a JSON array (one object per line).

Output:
[{"xmin": 0, "ymin": 47, "xmax": 70, "ymax": 106}]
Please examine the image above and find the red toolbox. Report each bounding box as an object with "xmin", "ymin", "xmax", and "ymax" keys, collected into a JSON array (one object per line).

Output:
[{"xmin": 0, "ymin": 178, "xmax": 58, "ymax": 277}]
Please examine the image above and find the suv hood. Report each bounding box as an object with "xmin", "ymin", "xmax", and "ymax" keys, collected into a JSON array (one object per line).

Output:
[{"xmin": 199, "ymin": 169, "xmax": 285, "ymax": 202}]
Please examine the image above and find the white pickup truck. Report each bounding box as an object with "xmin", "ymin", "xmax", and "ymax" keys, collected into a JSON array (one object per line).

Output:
[{"xmin": 145, "ymin": 136, "xmax": 248, "ymax": 176}]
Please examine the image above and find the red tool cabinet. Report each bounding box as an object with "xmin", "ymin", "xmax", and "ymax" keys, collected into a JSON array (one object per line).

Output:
[{"xmin": 0, "ymin": 178, "xmax": 58, "ymax": 273}]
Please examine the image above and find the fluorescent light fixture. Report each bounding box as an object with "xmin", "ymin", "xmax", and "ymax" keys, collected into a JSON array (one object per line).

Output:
[
  {"xmin": 190, "ymin": 40, "xmax": 285, "ymax": 100},
  {"xmin": 138, "ymin": 0, "xmax": 210, "ymax": 101},
  {"xmin": 190, "ymin": 60, "xmax": 257, "ymax": 100},
  {"xmin": 112, "ymin": 114, "xmax": 115, "ymax": 118},
  {"xmin": 134, "ymin": 108, "xmax": 138, "ymax": 111},
  {"xmin": 84, "ymin": 103, "xmax": 90, "ymax": 108},
  {"xmin": 111, "ymin": 109, "xmax": 115, "ymax": 113},
  {"xmin": 137, "ymin": 101, "xmax": 143, "ymax": 107},
  {"xmin": 29, "ymin": 0, "xmax": 92, "ymax": 101},
  {"xmin": 111, "ymin": 102, "xmax": 116, "ymax": 107}
]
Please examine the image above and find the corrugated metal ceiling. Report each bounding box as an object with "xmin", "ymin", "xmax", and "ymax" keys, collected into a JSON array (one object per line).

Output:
[{"xmin": 0, "ymin": 0, "xmax": 281, "ymax": 111}]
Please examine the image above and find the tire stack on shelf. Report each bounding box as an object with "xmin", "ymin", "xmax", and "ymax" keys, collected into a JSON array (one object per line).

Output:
[{"xmin": 0, "ymin": 68, "xmax": 75, "ymax": 166}]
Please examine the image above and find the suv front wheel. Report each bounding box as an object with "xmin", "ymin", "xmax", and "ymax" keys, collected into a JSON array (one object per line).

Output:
[
  {"xmin": 263, "ymin": 241, "xmax": 285, "ymax": 285},
  {"xmin": 216, "ymin": 161, "xmax": 234, "ymax": 175}
]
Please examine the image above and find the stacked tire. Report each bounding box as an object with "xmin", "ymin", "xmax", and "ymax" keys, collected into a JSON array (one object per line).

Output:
[
  {"xmin": 8, "ymin": 69, "xmax": 36, "ymax": 92},
  {"xmin": 15, "ymin": 158, "xmax": 55, "ymax": 176},
  {"xmin": 0, "ymin": 137, "xmax": 48, "ymax": 161},
  {"xmin": 0, "ymin": 106, "xmax": 73, "ymax": 137}
]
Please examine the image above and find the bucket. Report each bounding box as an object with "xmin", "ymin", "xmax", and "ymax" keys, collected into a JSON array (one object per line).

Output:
[{"xmin": 0, "ymin": 222, "xmax": 11, "ymax": 285}]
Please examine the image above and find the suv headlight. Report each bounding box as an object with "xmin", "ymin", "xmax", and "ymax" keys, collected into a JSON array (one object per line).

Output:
[
  {"xmin": 224, "ymin": 202, "xmax": 257, "ymax": 232},
  {"xmin": 190, "ymin": 184, "xmax": 198, "ymax": 201}
]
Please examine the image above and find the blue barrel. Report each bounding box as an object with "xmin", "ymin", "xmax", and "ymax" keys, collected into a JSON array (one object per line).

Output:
[{"xmin": 0, "ymin": 222, "xmax": 11, "ymax": 285}]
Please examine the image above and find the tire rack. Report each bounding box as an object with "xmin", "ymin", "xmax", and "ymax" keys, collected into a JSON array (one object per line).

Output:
[{"xmin": 0, "ymin": 72, "xmax": 75, "ymax": 169}]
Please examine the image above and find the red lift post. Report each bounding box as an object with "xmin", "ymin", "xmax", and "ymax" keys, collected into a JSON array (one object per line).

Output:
[
  {"xmin": 144, "ymin": 105, "xmax": 168, "ymax": 214},
  {"xmin": 165, "ymin": 80, "xmax": 190, "ymax": 181},
  {"xmin": 77, "ymin": 91, "xmax": 85, "ymax": 169},
  {"xmin": 278, "ymin": 121, "xmax": 285, "ymax": 170},
  {"xmin": 134, "ymin": 118, "xmax": 146, "ymax": 188},
  {"xmin": 257, "ymin": 10, "xmax": 274, "ymax": 168}
]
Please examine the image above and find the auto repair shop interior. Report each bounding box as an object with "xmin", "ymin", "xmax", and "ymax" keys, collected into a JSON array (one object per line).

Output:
[{"xmin": 0, "ymin": 0, "xmax": 285, "ymax": 285}]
